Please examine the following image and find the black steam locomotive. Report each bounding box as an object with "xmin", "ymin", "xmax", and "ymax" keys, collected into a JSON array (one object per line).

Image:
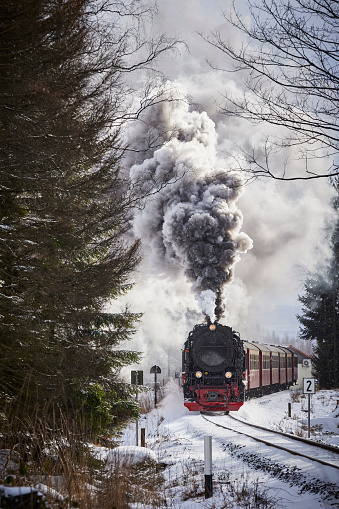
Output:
[
  {"xmin": 182, "ymin": 322, "xmax": 297, "ymax": 412},
  {"xmin": 182, "ymin": 322, "xmax": 246, "ymax": 412}
]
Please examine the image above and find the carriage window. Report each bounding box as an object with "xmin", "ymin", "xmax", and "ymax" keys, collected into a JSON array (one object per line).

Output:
[
  {"xmin": 287, "ymin": 355, "xmax": 292, "ymax": 368},
  {"xmin": 280, "ymin": 355, "xmax": 286, "ymax": 368},
  {"xmin": 263, "ymin": 353, "xmax": 270, "ymax": 370},
  {"xmin": 272, "ymin": 354, "xmax": 279, "ymax": 369},
  {"xmin": 249, "ymin": 352, "xmax": 259, "ymax": 370}
]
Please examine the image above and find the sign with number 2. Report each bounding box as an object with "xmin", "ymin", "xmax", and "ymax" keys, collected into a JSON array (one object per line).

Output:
[{"xmin": 303, "ymin": 378, "xmax": 315, "ymax": 394}]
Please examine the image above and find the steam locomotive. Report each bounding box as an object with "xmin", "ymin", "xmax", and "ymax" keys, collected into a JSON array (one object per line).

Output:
[{"xmin": 182, "ymin": 322, "xmax": 298, "ymax": 412}]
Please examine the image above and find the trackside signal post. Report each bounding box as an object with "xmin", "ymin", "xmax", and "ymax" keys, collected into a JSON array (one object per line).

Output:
[
  {"xmin": 131, "ymin": 370, "xmax": 143, "ymax": 446},
  {"xmin": 303, "ymin": 378, "xmax": 315, "ymax": 439},
  {"xmin": 150, "ymin": 365, "xmax": 161, "ymax": 407}
]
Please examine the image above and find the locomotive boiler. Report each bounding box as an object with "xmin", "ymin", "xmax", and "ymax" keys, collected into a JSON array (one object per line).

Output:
[{"xmin": 182, "ymin": 322, "xmax": 298, "ymax": 413}]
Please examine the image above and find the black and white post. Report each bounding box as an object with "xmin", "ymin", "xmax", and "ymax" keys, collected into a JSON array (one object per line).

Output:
[{"xmin": 204, "ymin": 436, "xmax": 213, "ymax": 499}]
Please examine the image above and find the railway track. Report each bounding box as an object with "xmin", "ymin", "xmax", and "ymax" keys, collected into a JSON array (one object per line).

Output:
[{"xmin": 201, "ymin": 412, "xmax": 339, "ymax": 470}]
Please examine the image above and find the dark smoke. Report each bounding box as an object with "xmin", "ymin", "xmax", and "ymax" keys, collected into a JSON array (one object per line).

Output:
[{"xmin": 127, "ymin": 82, "xmax": 252, "ymax": 322}]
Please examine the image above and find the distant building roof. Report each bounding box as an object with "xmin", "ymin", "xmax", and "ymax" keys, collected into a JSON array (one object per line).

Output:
[{"xmin": 288, "ymin": 345, "xmax": 311, "ymax": 361}]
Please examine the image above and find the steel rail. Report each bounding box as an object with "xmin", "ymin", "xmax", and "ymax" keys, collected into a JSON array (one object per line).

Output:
[
  {"xmin": 201, "ymin": 414, "xmax": 339, "ymax": 470},
  {"xmin": 228, "ymin": 413, "xmax": 339, "ymax": 454}
]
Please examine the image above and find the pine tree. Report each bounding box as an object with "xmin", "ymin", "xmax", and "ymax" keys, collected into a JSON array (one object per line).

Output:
[
  {"xmin": 0, "ymin": 0, "xmax": 175, "ymax": 434},
  {"xmin": 298, "ymin": 182, "xmax": 339, "ymax": 389}
]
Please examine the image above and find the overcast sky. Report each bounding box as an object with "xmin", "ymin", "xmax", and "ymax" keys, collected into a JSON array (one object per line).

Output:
[{"xmin": 111, "ymin": 0, "xmax": 335, "ymax": 378}]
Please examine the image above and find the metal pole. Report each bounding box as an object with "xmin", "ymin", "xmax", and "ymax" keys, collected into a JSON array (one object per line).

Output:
[
  {"xmin": 204, "ymin": 436, "xmax": 213, "ymax": 499},
  {"xmin": 288, "ymin": 402, "xmax": 291, "ymax": 418},
  {"xmin": 308, "ymin": 393, "xmax": 311, "ymax": 439},
  {"xmin": 154, "ymin": 371, "xmax": 157, "ymax": 407}
]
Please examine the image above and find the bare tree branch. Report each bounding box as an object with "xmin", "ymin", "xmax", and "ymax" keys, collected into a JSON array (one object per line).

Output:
[{"xmin": 202, "ymin": 0, "xmax": 339, "ymax": 180}]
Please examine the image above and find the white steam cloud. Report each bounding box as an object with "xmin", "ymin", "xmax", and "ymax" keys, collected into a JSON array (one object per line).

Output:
[{"xmin": 127, "ymin": 82, "xmax": 252, "ymax": 322}]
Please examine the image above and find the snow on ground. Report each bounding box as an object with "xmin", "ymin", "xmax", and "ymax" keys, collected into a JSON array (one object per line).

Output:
[
  {"xmin": 120, "ymin": 380, "xmax": 339, "ymax": 508},
  {"xmin": 237, "ymin": 388, "xmax": 339, "ymax": 447},
  {"xmin": 106, "ymin": 445, "xmax": 157, "ymax": 464}
]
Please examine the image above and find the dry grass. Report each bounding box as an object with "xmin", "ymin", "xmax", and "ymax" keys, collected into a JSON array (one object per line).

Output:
[
  {"xmin": 290, "ymin": 390, "xmax": 302, "ymax": 403},
  {"xmin": 138, "ymin": 386, "xmax": 165, "ymax": 415},
  {"xmin": 0, "ymin": 403, "xmax": 165, "ymax": 509}
]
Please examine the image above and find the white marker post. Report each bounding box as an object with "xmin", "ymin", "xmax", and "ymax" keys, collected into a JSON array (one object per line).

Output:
[
  {"xmin": 303, "ymin": 378, "xmax": 315, "ymax": 438},
  {"xmin": 204, "ymin": 436, "xmax": 213, "ymax": 498}
]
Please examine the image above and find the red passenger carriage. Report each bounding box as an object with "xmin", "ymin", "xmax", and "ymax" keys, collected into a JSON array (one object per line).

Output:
[{"xmin": 183, "ymin": 323, "xmax": 298, "ymax": 413}]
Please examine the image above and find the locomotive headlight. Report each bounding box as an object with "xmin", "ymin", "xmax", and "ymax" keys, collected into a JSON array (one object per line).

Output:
[
  {"xmin": 196, "ymin": 371, "xmax": 202, "ymax": 378},
  {"xmin": 225, "ymin": 371, "xmax": 232, "ymax": 378},
  {"xmin": 209, "ymin": 324, "xmax": 216, "ymax": 331}
]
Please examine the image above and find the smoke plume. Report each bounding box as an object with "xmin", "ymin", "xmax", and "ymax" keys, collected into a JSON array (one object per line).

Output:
[{"xmin": 127, "ymin": 82, "xmax": 252, "ymax": 322}]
